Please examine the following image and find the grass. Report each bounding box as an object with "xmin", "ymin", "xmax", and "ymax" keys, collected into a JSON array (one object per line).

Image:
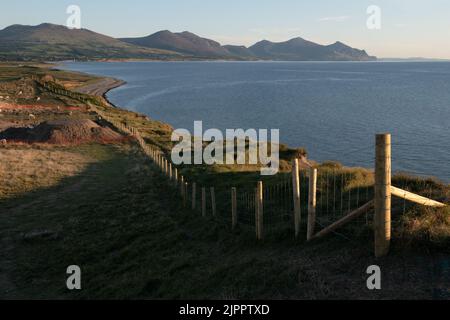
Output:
[
  {"xmin": 0, "ymin": 64, "xmax": 448, "ymax": 300},
  {"xmin": 0, "ymin": 144, "xmax": 96, "ymax": 199},
  {"xmin": 1, "ymin": 142, "xmax": 448, "ymax": 299}
]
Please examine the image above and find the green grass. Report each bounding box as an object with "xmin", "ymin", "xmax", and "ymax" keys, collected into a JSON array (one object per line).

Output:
[
  {"xmin": 1, "ymin": 143, "xmax": 448, "ymax": 300},
  {"xmin": 0, "ymin": 64, "xmax": 448, "ymax": 300}
]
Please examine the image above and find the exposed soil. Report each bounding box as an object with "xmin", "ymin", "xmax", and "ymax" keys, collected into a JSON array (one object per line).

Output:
[
  {"xmin": 0, "ymin": 119, "xmax": 125, "ymax": 144},
  {"xmin": 0, "ymin": 101, "xmax": 82, "ymax": 111}
]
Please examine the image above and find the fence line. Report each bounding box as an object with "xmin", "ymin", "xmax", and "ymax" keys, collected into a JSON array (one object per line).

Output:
[{"xmin": 92, "ymin": 106, "xmax": 447, "ymax": 257}]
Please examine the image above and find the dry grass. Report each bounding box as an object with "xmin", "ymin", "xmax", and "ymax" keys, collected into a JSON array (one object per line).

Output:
[
  {"xmin": 0, "ymin": 144, "xmax": 95, "ymax": 199},
  {"xmin": 397, "ymin": 205, "xmax": 450, "ymax": 248}
]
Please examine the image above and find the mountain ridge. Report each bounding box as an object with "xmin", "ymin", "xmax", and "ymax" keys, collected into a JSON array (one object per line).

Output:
[
  {"xmin": 0, "ymin": 23, "xmax": 376, "ymax": 61},
  {"xmin": 0, "ymin": 23, "xmax": 181, "ymax": 61},
  {"xmin": 121, "ymin": 30, "xmax": 376, "ymax": 61}
]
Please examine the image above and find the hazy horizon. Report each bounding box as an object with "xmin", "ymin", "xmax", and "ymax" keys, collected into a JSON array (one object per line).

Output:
[{"xmin": 1, "ymin": 0, "xmax": 450, "ymax": 59}]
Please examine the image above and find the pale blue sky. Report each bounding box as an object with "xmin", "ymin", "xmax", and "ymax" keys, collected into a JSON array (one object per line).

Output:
[{"xmin": 1, "ymin": 0, "xmax": 449, "ymax": 58}]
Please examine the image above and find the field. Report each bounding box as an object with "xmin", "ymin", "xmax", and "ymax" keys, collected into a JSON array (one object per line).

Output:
[{"xmin": 0, "ymin": 63, "xmax": 448, "ymax": 299}]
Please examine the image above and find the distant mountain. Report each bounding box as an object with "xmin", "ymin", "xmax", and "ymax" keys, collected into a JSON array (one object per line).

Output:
[
  {"xmin": 0, "ymin": 23, "xmax": 180, "ymax": 61},
  {"xmin": 0, "ymin": 23, "xmax": 376, "ymax": 61},
  {"xmin": 223, "ymin": 45, "xmax": 257, "ymax": 59},
  {"xmin": 249, "ymin": 38, "xmax": 375, "ymax": 61},
  {"xmin": 120, "ymin": 30, "xmax": 232, "ymax": 58},
  {"xmin": 124, "ymin": 31, "xmax": 375, "ymax": 61}
]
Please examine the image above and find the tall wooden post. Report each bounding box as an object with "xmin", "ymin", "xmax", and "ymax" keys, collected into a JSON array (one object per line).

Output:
[
  {"xmin": 169, "ymin": 163, "xmax": 173, "ymax": 179},
  {"xmin": 192, "ymin": 182, "xmax": 197, "ymax": 210},
  {"xmin": 375, "ymin": 133, "xmax": 391, "ymax": 258},
  {"xmin": 231, "ymin": 187, "xmax": 237, "ymax": 230},
  {"xmin": 202, "ymin": 187, "xmax": 207, "ymax": 217},
  {"xmin": 292, "ymin": 159, "xmax": 301, "ymax": 239},
  {"xmin": 307, "ymin": 168, "xmax": 318, "ymax": 241},
  {"xmin": 256, "ymin": 181, "xmax": 264, "ymax": 240},
  {"xmin": 210, "ymin": 187, "xmax": 216, "ymax": 217}
]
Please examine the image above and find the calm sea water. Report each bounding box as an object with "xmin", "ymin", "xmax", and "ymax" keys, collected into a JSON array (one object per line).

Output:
[{"xmin": 62, "ymin": 61, "xmax": 450, "ymax": 182}]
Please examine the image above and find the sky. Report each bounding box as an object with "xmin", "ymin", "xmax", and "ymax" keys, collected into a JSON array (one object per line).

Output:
[{"xmin": 1, "ymin": 0, "xmax": 450, "ymax": 59}]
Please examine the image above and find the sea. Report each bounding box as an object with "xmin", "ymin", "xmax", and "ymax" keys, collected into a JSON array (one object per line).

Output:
[{"xmin": 62, "ymin": 61, "xmax": 450, "ymax": 182}]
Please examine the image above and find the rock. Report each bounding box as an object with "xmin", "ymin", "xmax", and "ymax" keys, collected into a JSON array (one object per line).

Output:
[
  {"xmin": 0, "ymin": 139, "xmax": 7, "ymax": 145},
  {"xmin": 28, "ymin": 114, "xmax": 36, "ymax": 119}
]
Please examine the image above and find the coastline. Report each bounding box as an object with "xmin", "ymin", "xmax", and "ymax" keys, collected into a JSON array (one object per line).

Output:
[
  {"xmin": 62, "ymin": 65, "xmax": 447, "ymax": 182},
  {"xmin": 74, "ymin": 77, "xmax": 126, "ymax": 108}
]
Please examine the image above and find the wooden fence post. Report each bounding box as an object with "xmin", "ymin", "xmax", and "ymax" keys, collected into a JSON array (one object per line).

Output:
[
  {"xmin": 307, "ymin": 168, "xmax": 318, "ymax": 241},
  {"xmin": 169, "ymin": 163, "xmax": 173, "ymax": 179},
  {"xmin": 184, "ymin": 182, "xmax": 188, "ymax": 207},
  {"xmin": 210, "ymin": 187, "xmax": 216, "ymax": 217},
  {"xmin": 256, "ymin": 181, "xmax": 264, "ymax": 240},
  {"xmin": 292, "ymin": 159, "xmax": 301, "ymax": 239},
  {"xmin": 255, "ymin": 188, "xmax": 258, "ymax": 239},
  {"xmin": 192, "ymin": 182, "xmax": 197, "ymax": 210},
  {"xmin": 231, "ymin": 187, "xmax": 237, "ymax": 230},
  {"xmin": 174, "ymin": 168, "xmax": 178, "ymax": 184},
  {"xmin": 180, "ymin": 176, "xmax": 185, "ymax": 196},
  {"xmin": 202, "ymin": 187, "xmax": 206, "ymax": 217},
  {"xmin": 375, "ymin": 133, "xmax": 391, "ymax": 258}
]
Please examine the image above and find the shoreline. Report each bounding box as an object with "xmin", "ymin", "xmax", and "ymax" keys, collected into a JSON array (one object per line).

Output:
[
  {"xmin": 62, "ymin": 66, "xmax": 447, "ymax": 182},
  {"xmin": 74, "ymin": 77, "xmax": 126, "ymax": 108}
]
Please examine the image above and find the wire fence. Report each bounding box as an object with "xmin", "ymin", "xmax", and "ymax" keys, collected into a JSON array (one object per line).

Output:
[{"xmin": 93, "ymin": 105, "xmax": 447, "ymax": 252}]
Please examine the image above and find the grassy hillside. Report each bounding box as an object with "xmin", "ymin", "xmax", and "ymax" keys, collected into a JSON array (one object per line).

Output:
[
  {"xmin": 0, "ymin": 64, "xmax": 448, "ymax": 299},
  {"xmin": 1, "ymin": 143, "xmax": 448, "ymax": 299},
  {"xmin": 0, "ymin": 24, "xmax": 181, "ymax": 61},
  {"xmin": 0, "ymin": 23, "xmax": 376, "ymax": 62}
]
